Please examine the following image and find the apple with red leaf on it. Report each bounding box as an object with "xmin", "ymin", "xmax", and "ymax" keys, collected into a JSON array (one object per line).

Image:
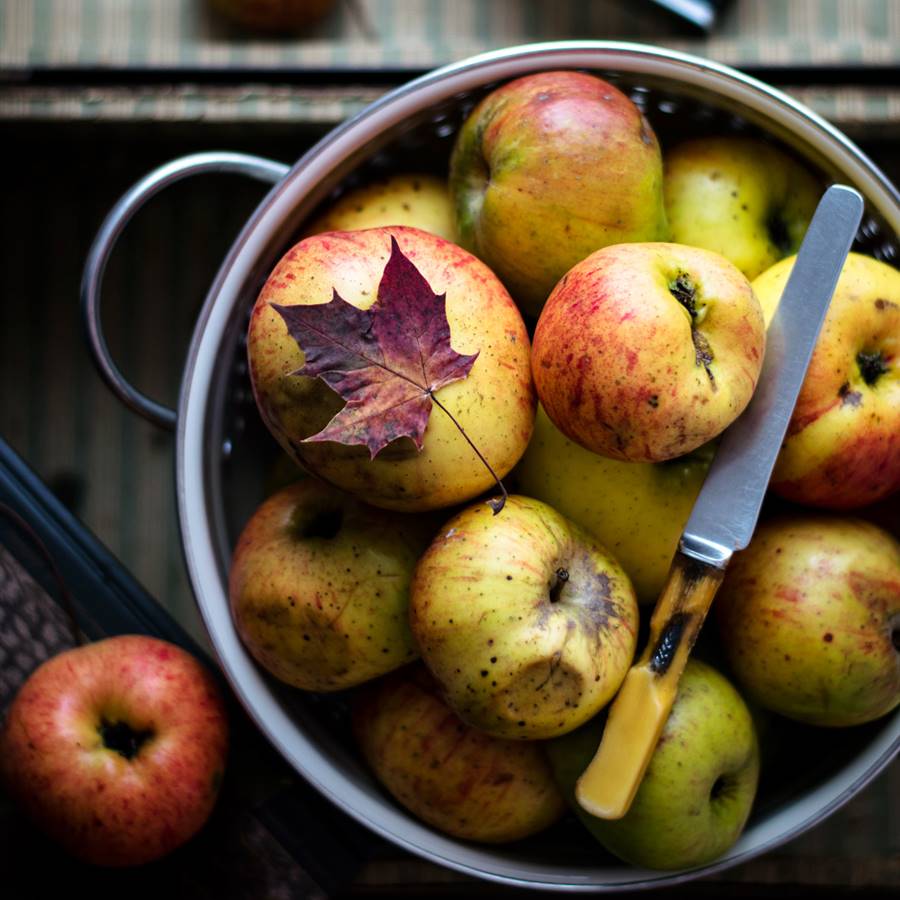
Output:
[
  {"xmin": 450, "ymin": 70, "xmax": 668, "ymax": 316},
  {"xmin": 248, "ymin": 227, "xmax": 535, "ymax": 512},
  {"xmin": 0, "ymin": 635, "xmax": 228, "ymax": 866},
  {"xmin": 532, "ymin": 242, "xmax": 766, "ymax": 462}
]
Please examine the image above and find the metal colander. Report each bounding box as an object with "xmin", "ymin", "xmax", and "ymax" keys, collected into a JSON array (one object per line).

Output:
[{"xmin": 82, "ymin": 42, "xmax": 900, "ymax": 891}]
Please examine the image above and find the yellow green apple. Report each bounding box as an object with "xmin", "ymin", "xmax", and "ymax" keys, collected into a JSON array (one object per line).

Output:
[
  {"xmin": 532, "ymin": 242, "xmax": 765, "ymax": 462},
  {"xmin": 450, "ymin": 70, "xmax": 668, "ymax": 316},
  {"xmin": 716, "ymin": 516, "xmax": 900, "ymax": 727},
  {"xmin": 229, "ymin": 479, "xmax": 433, "ymax": 691},
  {"xmin": 409, "ymin": 495, "xmax": 639, "ymax": 740},
  {"xmin": 247, "ymin": 226, "xmax": 536, "ymax": 512},
  {"xmin": 547, "ymin": 659, "xmax": 760, "ymax": 870},
  {"xmin": 304, "ymin": 173, "xmax": 458, "ymax": 243},
  {"xmin": 353, "ymin": 666, "xmax": 566, "ymax": 843},
  {"xmin": 664, "ymin": 136, "xmax": 821, "ymax": 279},
  {"xmin": 753, "ymin": 252, "xmax": 900, "ymax": 508},
  {"xmin": 516, "ymin": 405, "xmax": 712, "ymax": 603}
]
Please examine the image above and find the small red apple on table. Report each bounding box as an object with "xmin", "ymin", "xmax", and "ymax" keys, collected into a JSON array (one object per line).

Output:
[{"xmin": 1, "ymin": 635, "xmax": 228, "ymax": 866}]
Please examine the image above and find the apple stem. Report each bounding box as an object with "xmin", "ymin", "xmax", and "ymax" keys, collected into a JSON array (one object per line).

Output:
[
  {"xmin": 0, "ymin": 503, "xmax": 84, "ymax": 648},
  {"xmin": 429, "ymin": 393, "xmax": 508, "ymax": 514}
]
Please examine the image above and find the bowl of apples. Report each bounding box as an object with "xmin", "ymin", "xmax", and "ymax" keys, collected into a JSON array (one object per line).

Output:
[{"xmin": 83, "ymin": 42, "xmax": 900, "ymax": 890}]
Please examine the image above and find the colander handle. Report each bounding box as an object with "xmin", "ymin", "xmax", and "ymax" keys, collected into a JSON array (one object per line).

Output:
[{"xmin": 81, "ymin": 151, "xmax": 290, "ymax": 431}]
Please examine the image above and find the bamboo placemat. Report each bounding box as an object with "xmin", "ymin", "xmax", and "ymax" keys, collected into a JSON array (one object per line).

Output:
[{"xmin": 2, "ymin": 0, "xmax": 900, "ymax": 124}]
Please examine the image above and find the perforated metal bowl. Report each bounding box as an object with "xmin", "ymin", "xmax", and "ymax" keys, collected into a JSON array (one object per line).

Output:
[{"xmin": 83, "ymin": 42, "xmax": 900, "ymax": 891}]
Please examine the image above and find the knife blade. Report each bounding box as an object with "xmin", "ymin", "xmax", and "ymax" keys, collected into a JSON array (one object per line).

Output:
[{"xmin": 575, "ymin": 184, "xmax": 865, "ymax": 821}]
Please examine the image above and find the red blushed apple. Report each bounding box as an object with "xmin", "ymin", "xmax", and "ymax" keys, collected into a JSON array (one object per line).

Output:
[
  {"xmin": 450, "ymin": 70, "xmax": 668, "ymax": 316},
  {"xmin": 532, "ymin": 242, "xmax": 765, "ymax": 462},
  {"xmin": 753, "ymin": 252, "xmax": 900, "ymax": 509},
  {"xmin": 0, "ymin": 636, "xmax": 228, "ymax": 866},
  {"xmin": 716, "ymin": 516, "xmax": 900, "ymax": 727},
  {"xmin": 353, "ymin": 666, "xmax": 566, "ymax": 842}
]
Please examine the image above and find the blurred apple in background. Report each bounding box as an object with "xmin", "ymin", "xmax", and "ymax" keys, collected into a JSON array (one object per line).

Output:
[
  {"xmin": 248, "ymin": 226, "xmax": 535, "ymax": 512},
  {"xmin": 230, "ymin": 479, "xmax": 433, "ymax": 691},
  {"xmin": 753, "ymin": 252, "xmax": 900, "ymax": 509},
  {"xmin": 303, "ymin": 174, "xmax": 459, "ymax": 243},
  {"xmin": 532, "ymin": 242, "xmax": 765, "ymax": 462},
  {"xmin": 516, "ymin": 406, "xmax": 712, "ymax": 604},
  {"xmin": 0, "ymin": 636, "xmax": 228, "ymax": 866},
  {"xmin": 717, "ymin": 516, "xmax": 900, "ymax": 727},
  {"xmin": 209, "ymin": 0, "xmax": 336, "ymax": 32},
  {"xmin": 547, "ymin": 660, "xmax": 760, "ymax": 870},
  {"xmin": 664, "ymin": 136, "xmax": 820, "ymax": 279},
  {"xmin": 353, "ymin": 666, "xmax": 565, "ymax": 842},
  {"xmin": 410, "ymin": 495, "xmax": 638, "ymax": 740},
  {"xmin": 450, "ymin": 70, "xmax": 668, "ymax": 316}
]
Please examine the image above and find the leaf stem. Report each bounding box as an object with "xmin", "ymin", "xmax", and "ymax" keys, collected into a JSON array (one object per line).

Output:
[{"xmin": 429, "ymin": 394, "xmax": 508, "ymax": 514}]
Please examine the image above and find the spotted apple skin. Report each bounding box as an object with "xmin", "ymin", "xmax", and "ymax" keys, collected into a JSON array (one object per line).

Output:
[
  {"xmin": 717, "ymin": 516, "xmax": 900, "ymax": 727},
  {"xmin": 450, "ymin": 70, "xmax": 668, "ymax": 315},
  {"xmin": 410, "ymin": 496, "xmax": 638, "ymax": 740},
  {"xmin": 353, "ymin": 666, "xmax": 565, "ymax": 843},
  {"xmin": 532, "ymin": 242, "xmax": 765, "ymax": 462},
  {"xmin": 664, "ymin": 136, "xmax": 821, "ymax": 280},
  {"xmin": 0, "ymin": 636, "xmax": 228, "ymax": 866},
  {"xmin": 753, "ymin": 252, "xmax": 900, "ymax": 509},
  {"xmin": 230, "ymin": 479, "xmax": 430, "ymax": 691}
]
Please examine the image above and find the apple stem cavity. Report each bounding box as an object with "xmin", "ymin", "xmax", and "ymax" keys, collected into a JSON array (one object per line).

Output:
[
  {"xmin": 548, "ymin": 567, "xmax": 569, "ymax": 604},
  {"xmin": 429, "ymin": 393, "xmax": 508, "ymax": 514},
  {"xmin": 857, "ymin": 350, "xmax": 889, "ymax": 386},
  {"xmin": 766, "ymin": 211, "xmax": 792, "ymax": 255},
  {"xmin": 0, "ymin": 502, "xmax": 84, "ymax": 648},
  {"xmin": 99, "ymin": 718, "xmax": 154, "ymax": 760},
  {"xmin": 669, "ymin": 273, "xmax": 716, "ymax": 388},
  {"xmin": 295, "ymin": 507, "xmax": 344, "ymax": 540}
]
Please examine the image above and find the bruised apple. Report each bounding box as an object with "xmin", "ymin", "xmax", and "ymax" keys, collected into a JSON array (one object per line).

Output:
[
  {"xmin": 532, "ymin": 242, "xmax": 765, "ymax": 462},
  {"xmin": 230, "ymin": 479, "xmax": 432, "ymax": 691},
  {"xmin": 353, "ymin": 666, "xmax": 565, "ymax": 843},
  {"xmin": 410, "ymin": 496, "xmax": 639, "ymax": 740},
  {"xmin": 752, "ymin": 252, "xmax": 900, "ymax": 508},
  {"xmin": 450, "ymin": 70, "xmax": 667, "ymax": 315},
  {"xmin": 248, "ymin": 227, "xmax": 535, "ymax": 512}
]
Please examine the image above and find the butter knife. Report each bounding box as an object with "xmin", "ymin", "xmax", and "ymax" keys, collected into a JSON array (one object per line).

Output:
[{"xmin": 575, "ymin": 183, "xmax": 865, "ymax": 820}]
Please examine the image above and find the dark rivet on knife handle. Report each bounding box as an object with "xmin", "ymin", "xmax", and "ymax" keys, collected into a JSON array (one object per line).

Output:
[{"xmin": 649, "ymin": 612, "xmax": 688, "ymax": 675}]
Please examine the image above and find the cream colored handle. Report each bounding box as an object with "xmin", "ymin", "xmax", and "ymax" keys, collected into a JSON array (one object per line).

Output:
[{"xmin": 575, "ymin": 552, "xmax": 725, "ymax": 819}]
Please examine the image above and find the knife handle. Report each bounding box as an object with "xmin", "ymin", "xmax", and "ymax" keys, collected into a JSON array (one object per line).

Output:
[{"xmin": 575, "ymin": 552, "xmax": 725, "ymax": 820}]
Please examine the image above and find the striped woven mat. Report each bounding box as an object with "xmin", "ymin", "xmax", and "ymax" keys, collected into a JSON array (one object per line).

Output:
[{"xmin": 2, "ymin": 0, "xmax": 900, "ymax": 124}]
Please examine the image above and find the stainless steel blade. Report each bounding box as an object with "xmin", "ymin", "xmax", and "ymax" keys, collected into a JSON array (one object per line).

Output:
[{"xmin": 680, "ymin": 184, "xmax": 864, "ymax": 567}]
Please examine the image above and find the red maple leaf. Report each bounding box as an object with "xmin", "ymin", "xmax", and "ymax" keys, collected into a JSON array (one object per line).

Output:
[{"xmin": 272, "ymin": 237, "xmax": 480, "ymax": 459}]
